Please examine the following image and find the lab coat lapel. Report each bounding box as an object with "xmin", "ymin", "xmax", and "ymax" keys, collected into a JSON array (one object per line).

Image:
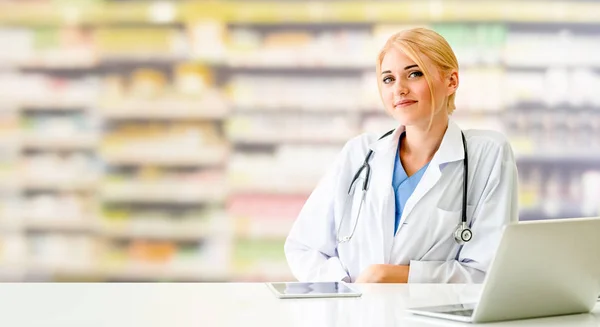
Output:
[
  {"xmin": 367, "ymin": 126, "xmax": 403, "ymax": 264},
  {"xmin": 397, "ymin": 120, "xmax": 465, "ymax": 230},
  {"xmin": 398, "ymin": 164, "xmax": 441, "ymax": 227}
]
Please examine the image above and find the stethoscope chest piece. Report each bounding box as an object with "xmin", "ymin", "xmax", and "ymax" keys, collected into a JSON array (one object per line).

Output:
[{"xmin": 454, "ymin": 222, "xmax": 473, "ymax": 245}]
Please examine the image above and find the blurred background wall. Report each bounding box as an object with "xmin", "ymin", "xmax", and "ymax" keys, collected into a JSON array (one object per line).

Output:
[{"xmin": 0, "ymin": 0, "xmax": 599, "ymax": 282}]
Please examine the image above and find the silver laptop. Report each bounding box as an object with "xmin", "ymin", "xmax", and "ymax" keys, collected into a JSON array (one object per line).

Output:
[{"xmin": 407, "ymin": 217, "xmax": 600, "ymax": 323}]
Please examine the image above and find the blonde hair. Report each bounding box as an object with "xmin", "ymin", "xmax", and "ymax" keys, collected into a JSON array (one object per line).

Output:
[{"xmin": 376, "ymin": 27, "xmax": 459, "ymax": 120}]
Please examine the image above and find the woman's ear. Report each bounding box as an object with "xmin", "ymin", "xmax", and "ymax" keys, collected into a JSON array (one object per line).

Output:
[{"xmin": 447, "ymin": 71, "xmax": 459, "ymax": 96}]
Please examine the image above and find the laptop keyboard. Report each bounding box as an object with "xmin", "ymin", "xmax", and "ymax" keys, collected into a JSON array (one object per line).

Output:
[{"xmin": 446, "ymin": 309, "xmax": 475, "ymax": 317}]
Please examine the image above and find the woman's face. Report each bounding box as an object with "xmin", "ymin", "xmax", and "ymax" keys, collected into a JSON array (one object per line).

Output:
[{"xmin": 380, "ymin": 46, "xmax": 452, "ymax": 127}]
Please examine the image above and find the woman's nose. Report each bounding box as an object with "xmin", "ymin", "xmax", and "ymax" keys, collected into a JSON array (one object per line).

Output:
[{"xmin": 394, "ymin": 82, "xmax": 408, "ymax": 96}]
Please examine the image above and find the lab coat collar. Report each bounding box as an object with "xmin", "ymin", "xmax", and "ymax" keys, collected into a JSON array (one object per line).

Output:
[
  {"xmin": 367, "ymin": 124, "xmax": 404, "ymax": 158},
  {"xmin": 368, "ymin": 119, "xmax": 464, "ymax": 166},
  {"xmin": 432, "ymin": 119, "xmax": 465, "ymax": 165}
]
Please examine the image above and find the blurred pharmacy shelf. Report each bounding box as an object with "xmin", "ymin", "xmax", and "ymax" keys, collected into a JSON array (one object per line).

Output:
[
  {"xmin": 100, "ymin": 182, "xmax": 227, "ymax": 204},
  {"xmin": 21, "ymin": 134, "xmax": 99, "ymax": 151},
  {"xmin": 1, "ymin": 0, "xmax": 599, "ymax": 282},
  {"xmin": 2, "ymin": 1, "xmax": 600, "ymax": 25},
  {"xmin": 101, "ymin": 147, "xmax": 229, "ymax": 167}
]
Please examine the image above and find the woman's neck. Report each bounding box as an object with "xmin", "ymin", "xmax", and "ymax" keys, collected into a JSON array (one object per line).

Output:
[{"xmin": 401, "ymin": 115, "xmax": 449, "ymax": 165}]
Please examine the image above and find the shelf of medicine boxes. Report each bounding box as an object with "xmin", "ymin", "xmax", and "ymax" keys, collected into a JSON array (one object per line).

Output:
[
  {"xmin": 517, "ymin": 174, "xmax": 599, "ymax": 221},
  {"xmin": 10, "ymin": 110, "xmax": 99, "ymax": 248},
  {"xmin": 16, "ymin": 106, "xmax": 99, "ymax": 154},
  {"xmin": 10, "ymin": 26, "xmax": 193, "ymax": 71},
  {"xmin": 514, "ymin": 151, "xmax": 600, "ymax": 165},
  {"xmin": 7, "ymin": 209, "xmax": 230, "ymax": 281},
  {"xmin": 88, "ymin": 41, "xmax": 228, "ymax": 279},
  {"xmin": 220, "ymin": 119, "xmax": 330, "ymax": 280},
  {"xmin": 3, "ymin": 1, "xmax": 600, "ymax": 25},
  {"xmin": 99, "ymin": 204, "xmax": 230, "ymax": 281},
  {"xmin": 100, "ymin": 132, "xmax": 228, "ymax": 199},
  {"xmin": 226, "ymin": 74, "xmax": 368, "ymax": 147},
  {"xmin": 9, "ymin": 24, "xmax": 216, "ymax": 74},
  {"xmin": 9, "ymin": 78, "xmax": 99, "ymax": 236},
  {"xmin": 226, "ymin": 110, "xmax": 355, "ymax": 195},
  {"xmin": 15, "ymin": 103, "xmax": 100, "ymax": 189},
  {"xmin": 96, "ymin": 210, "xmax": 225, "ymax": 282},
  {"xmin": 505, "ymin": 105, "xmax": 600, "ymax": 165},
  {"xmin": 98, "ymin": 90, "xmax": 230, "ymax": 168},
  {"xmin": 14, "ymin": 209, "xmax": 218, "ymax": 242},
  {"xmin": 99, "ymin": 87, "xmax": 230, "ymax": 203},
  {"xmin": 519, "ymin": 208, "xmax": 589, "ymax": 222},
  {"xmin": 226, "ymin": 116, "xmax": 335, "ymax": 280},
  {"xmin": 227, "ymin": 113, "xmax": 322, "ymax": 279},
  {"xmin": 226, "ymin": 117, "xmax": 360, "ymax": 146},
  {"xmin": 100, "ymin": 179, "xmax": 228, "ymax": 204},
  {"xmin": 98, "ymin": 123, "xmax": 229, "ymax": 277},
  {"xmin": 493, "ymin": 136, "xmax": 600, "ymax": 165},
  {"xmin": 19, "ymin": 134, "xmax": 99, "ymax": 152},
  {"xmin": 86, "ymin": 22, "xmax": 230, "ymax": 166}
]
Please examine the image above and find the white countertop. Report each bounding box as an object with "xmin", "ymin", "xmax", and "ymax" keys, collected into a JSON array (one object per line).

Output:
[{"xmin": 0, "ymin": 283, "xmax": 598, "ymax": 327}]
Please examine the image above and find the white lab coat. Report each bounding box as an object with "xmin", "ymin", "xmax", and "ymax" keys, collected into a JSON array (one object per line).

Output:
[{"xmin": 284, "ymin": 120, "xmax": 519, "ymax": 283}]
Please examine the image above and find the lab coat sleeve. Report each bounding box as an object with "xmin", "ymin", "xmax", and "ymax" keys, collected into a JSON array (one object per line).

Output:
[
  {"xmin": 407, "ymin": 142, "xmax": 519, "ymax": 283},
  {"xmin": 284, "ymin": 143, "xmax": 352, "ymax": 282}
]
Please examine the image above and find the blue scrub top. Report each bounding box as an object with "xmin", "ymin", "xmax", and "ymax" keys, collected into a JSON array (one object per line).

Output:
[{"xmin": 392, "ymin": 134, "xmax": 430, "ymax": 235}]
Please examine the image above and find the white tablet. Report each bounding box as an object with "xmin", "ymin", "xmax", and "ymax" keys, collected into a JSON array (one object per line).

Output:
[{"xmin": 266, "ymin": 282, "xmax": 362, "ymax": 299}]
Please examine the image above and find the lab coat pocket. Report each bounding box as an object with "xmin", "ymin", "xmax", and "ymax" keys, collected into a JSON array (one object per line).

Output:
[{"xmin": 420, "ymin": 206, "xmax": 475, "ymax": 261}]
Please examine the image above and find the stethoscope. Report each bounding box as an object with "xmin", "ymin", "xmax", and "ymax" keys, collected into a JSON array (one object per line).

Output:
[{"xmin": 336, "ymin": 130, "xmax": 473, "ymax": 245}]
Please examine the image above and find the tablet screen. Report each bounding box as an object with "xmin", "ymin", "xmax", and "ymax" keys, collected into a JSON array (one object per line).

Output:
[{"xmin": 269, "ymin": 282, "xmax": 360, "ymax": 297}]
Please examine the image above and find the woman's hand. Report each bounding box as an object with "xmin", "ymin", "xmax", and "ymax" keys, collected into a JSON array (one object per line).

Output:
[{"xmin": 355, "ymin": 264, "xmax": 410, "ymax": 283}]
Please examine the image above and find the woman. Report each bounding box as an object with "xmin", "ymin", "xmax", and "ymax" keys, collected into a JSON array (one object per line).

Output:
[{"xmin": 284, "ymin": 27, "xmax": 518, "ymax": 283}]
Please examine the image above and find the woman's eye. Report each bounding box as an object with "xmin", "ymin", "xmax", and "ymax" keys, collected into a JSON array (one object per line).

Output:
[
  {"xmin": 408, "ymin": 71, "xmax": 423, "ymax": 78},
  {"xmin": 382, "ymin": 76, "xmax": 394, "ymax": 84}
]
